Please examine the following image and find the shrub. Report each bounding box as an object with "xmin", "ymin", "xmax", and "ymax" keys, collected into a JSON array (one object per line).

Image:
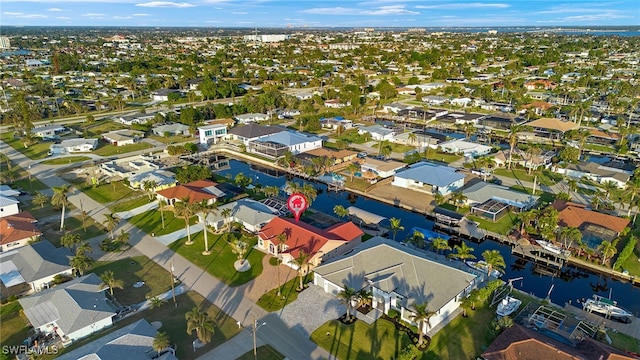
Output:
[
  {"xmin": 387, "ymin": 309, "xmax": 399, "ymax": 319},
  {"xmin": 52, "ymin": 274, "xmax": 73, "ymax": 285},
  {"xmin": 397, "ymin": 344, "xmax": 422, "ymax": 360},
  {"xmin": 613, "ymin": 236, "xmax": 637, "ymax": 271}
]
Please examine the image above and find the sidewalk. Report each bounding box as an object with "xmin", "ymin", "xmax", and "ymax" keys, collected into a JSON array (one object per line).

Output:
[
  {"xmin": 197, "ymin": 328, "xmax": 265, "ymax": 360},
  {"xmin": 115, "ymin": 201, "xmax": 158, "ymax": 220},
  {"xmin": 154, "ymin": 223, "xmax": 203, "ymax": 246}
]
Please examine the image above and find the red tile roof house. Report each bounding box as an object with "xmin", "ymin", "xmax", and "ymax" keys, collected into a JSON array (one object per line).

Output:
[
  {"xmin": 0, "ymin": 212, "xmax": 42, "ymax": 252},
  {"xmin": 257, "ymin": 217, "xmax": 364, "ymax": 271},
  {"xmin": 155, "ymin": 180, "xmax": 225, "ymax": 205}
]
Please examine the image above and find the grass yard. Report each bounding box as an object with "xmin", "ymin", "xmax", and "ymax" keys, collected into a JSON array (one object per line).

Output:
[
  {"xmin": 81, "ymin": 181, "xmax": 138, "ymax": 204},
  {"xmin": 12, "ymin": 176, "xmax": 49, "ymax": 193},
  {"xmin": 81, "ymin": 121, "xmax": 127, "ymax": 136},
  {"xmin": 91, "ymin": 256, "xmax": 173, "ymax": 305},
  {"xmin": 508, "ymin": 185, "xmax": 556, "ymax": 203},
  {"xmin": 344, "ymin": 177, "xmax": 373, "ymax": 192},
  {"xmin": 467, "ymin": 212, "xmax": 518, "ymax": 236},
  {"xmin": 109, "ymin": 195, "xmax": 150, "ymax": 213},
  {"xmin": 0, "ymin": 132, "xmax": 51, "ymax": 160},
  {"xmin": 51, "ymin": 291, "xmax": 240, "ymax": 360},
  {"xmin": 23, "ymin": 202, "xmax": 60, "ymax": 220},
  {"xmin": 40, "ymin": 156, "xmax": 92, "ymax": 165},
  {"xmin": 148, "ymin": 134, "xmax": 193, "ymax": 144},
  {"xmin": 93, "ymin": 142, "xmax": 153, "ymax": 157},
  {"xmin": 621, "ymin": 250, "xmax": 640, "ymax": 278},
  {"xmin": 584, "ymin": 143, "xmax": 615, "ymax": 154},
  {"xmin": 169, "ymin": 232, "xmax": 264, "ymax": 287},
  {"xmin": 311, "ymin": 318, "xmax": 411, "ymax": 360},
  {"xmin": 0, "ymin": 301, "xmax": 31, "ymax": 349},
  {"xmin": 128, "ymin": 207, "xmax": 197, "ymax": 236},
  {"xmin": 424, "ymin": 150, "xmax": 462, "ymax": 164},
  {"xmin": 493, "ymin": 168, "xmax": 563, "ymax": 186},
  {"xmin": 336, "ymin": 129, "xmax": 371, "ymax": 144},
  {"xmin": 388, "ymin": 142, "xmax": 416, "ymax": 153},
  {"xmin": 237, "ymin": 345, "xmax": 285, "ymax": 360},
  {"xmin": 42, "ymin": 215, "xmax": 105, "ymax": 247},
  {"xmin": 257, "ymin": 273, "xmax": 312, "ymax": 312},
  {"xmin": 607, "ymin": 329, "xmax": 640, "ymax": 353}
]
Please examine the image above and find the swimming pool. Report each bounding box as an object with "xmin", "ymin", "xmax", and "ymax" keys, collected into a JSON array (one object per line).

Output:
[{"xmin": 537, "ymin": 328, "xmax": 574, "ymax": 346}]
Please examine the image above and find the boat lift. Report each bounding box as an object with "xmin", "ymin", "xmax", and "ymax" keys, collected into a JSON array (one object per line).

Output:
[{"xmin": 490, "ymin": 277, "xmax": 523, "ymax": 308}]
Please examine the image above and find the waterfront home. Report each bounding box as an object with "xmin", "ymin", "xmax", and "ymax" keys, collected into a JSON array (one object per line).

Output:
[
  {"xmin": 249, "ymin": 131, "xmax": 322, "ymax": 157},
  {"xmin": 152, "ymin": 122, "xmax": 190, "ymax": 137},
  {"xmin": 127, "ymin": 169, "xmax": 177, "ymax": 191},
  {"xmin": 294, "ymin": 148, "xmax": 358, "ymax": 172},
  {"xmin": 439, "ymin": 139, "xmax": 492, "ymax": 158},
  {"xmin": 0, "ymin": 196, "xmax": 20, "ymax": 218},
  {"xmin": 360, "ymin": 157, "xmax": 406, "ymax": 178},
  {"xmin": 440, "ymin": 112, "xmax": 485, "ymax": 125},
  {"xmin": 463, "ymin": 182, "xmax": 539, "ymax": 221},
  {"xmin": 57, "ymin": 319, "xmax": 178, "ymax": 360},
  {"xmin": 48, "ymin": 138, "xmax": 99, "ymax": 155},
  {"xmin": 0, "ymin": 212, "xmax": 41, "ymax": 251},
  {"xmin": 198, "ymin": 198, "xmax": 278, "ymax": 233},
  {"xmin": 383, "ymin": 102, "xmax": 413, "ymax": 114},
  {"xmin": 198, "ymin": 123, "xmax": 227, "ymax": 145},
  {"xmin": 477, "ymin": 114, "xmax": 522, "ymax": 130},
  {"xmin": 156, "ymin": 180, "xmax": 225, "ymax": 205},
  {"xmin": 102, "ymin": 130, "xmax": 144, "ymax": 146},
  {"xmin": 525, "ymin": 118, "xmax": 578, "ymax": 140},
  {"xmin": 393, "ymin": 130, "xmax": 447, "ymax": 148},
  {"xmin": 358, "ymin": 125, "xmax": 395, "ymax": 141},
  {"xmin": 397, "ymin": 108, "xmax": 447, "ymax": 121},
  {"xmin": 392, "ymin": 162, "xmax": 465, "ymax": 196},
  {"xmin": 491, "ymin": 149, "xmax": 554, "ymax": 171},
  {"xmin": 555, "ymin": 161, "xmax": 630, "ymax": 188},
  {"xmin": 313, "ymin": 237, "xmax": 479, "ymax": 334},
  {"xmin": 552, "ymin": 200, "xmax": 630, "ymax": 249},
  {"xmin": 320, "ymin": 117, "xmax": 353, "ymax": 130},
  {"xmin": 0, "ymin": 241, "xmax": 72, "ymax": 299},
  {"xmin": 257, "ymin": 216, "xmax": 363, "ymax": 270},
  {"xmin": 18, "ymin": 274, "xmax": 116, "ymax": 346},
  {"xmin": 227, "ymin": 123, "xmax": 283, "ymax": 146}
]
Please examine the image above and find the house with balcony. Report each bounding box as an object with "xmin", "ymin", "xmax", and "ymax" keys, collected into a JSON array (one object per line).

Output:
[
  {"xmin": 198, "ymin": 124, "xmax": 228, "ymax": 145},
  {"xmin": 249, "ymin": 131, "xmax": 322, "ymax": 157}
]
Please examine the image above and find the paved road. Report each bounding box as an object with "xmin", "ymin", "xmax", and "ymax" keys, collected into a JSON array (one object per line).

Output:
[{"xmin": 0, "ymin": 140, "xmax": 332, "ymax": 360}]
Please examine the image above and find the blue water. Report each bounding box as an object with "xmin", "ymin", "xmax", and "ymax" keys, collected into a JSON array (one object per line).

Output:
[
  {"xmin": 537, "ymin": 328, "xmax": 574, "ymax": 346},
  {"xmin": 218, "ymin": 159, "xmax": 640, "ymax": 315}
]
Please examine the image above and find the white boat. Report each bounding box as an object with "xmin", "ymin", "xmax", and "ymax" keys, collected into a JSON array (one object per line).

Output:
[
  {"xmin": 583, "ymin": 294, "xmax": 633, "ymax": 319},
  {"xmin": 465, "ymin": 260, "xmax": 502, "ymax": 278},
  {"xmin": 535, "ymin": 240, "xmax": 563, "ymax": 255},
  {"xmin": 496, "ymin": 296, "xmax": 522, "ymax": 317}
]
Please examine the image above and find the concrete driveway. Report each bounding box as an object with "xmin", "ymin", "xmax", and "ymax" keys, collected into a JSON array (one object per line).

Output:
[{"xmin": 277, "ymin": 285, "xmax": 345, "ymax": 338}]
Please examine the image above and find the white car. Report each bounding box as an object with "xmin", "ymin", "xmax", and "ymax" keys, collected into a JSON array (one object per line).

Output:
[{"xmin": 471, "ymin": 168, "xmax": 491, "ymax": 177}]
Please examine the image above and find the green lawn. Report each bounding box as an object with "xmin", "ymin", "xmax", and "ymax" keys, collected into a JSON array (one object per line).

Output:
[
  {"xmin": 336, "ymin": 129, "xmax": 371, "ymax": 144},
  {"xmin": 93, "ymin": 142, "xmax": 153, "ymax": 157},
  {"xmin": 344, "ymin": 177, "xmax": 373, "ymax": 192},
  {"xmin": 584, "ymin": 143, "xmax": 615, "ymax": 154},
  {"xmin": 51, "ymin": 291, "xmax": 240, "ymax": 360},
  {"xmin": 81, "ymin": 181, "xmax": 139, "ymax": 204},
  {"xmin": 0, "ymin": 301, "xmax": 30, "ymax": 349},
  {"xmin": 169, "ymin": 232, "xmax": 265, "ymax": 287},
  {"xmin": 607, "ymin": 329, "xmax": 640, "ymax": 353},
  {"xmin": 0, "ymin": 132, "xmax": 51, "ymax": 160},
  {"xmin": 40, "ymin": 156, "xmax": 92, "ymax": 165},
  {"xmin": 389, "ymin": 143, "xmax": 416, "ymax": 153},
  {"xmin": 621, "ymin": 250, "xmax": 640, "ymax": 277},
  {"xmin": 467, "ymin": 212, "xmax": 518, "ymax": 236},
  {"xmin": 12, "ymin": 176, "xmax": 49, "ymax": 193},
  {"xmin": 424, "ymin": 151, "xmax": 462, "ymax": 164},
  {"xmin": 508, "ymin": 185, "xmax": 556, "ymax": 203},
  {"xmin": 91, "ymin": 256, "xmax": 173, "ymax": 305},
  {"xmin": 81, "ymin": 121, "xmax": 127, "ymax": 136},
  {"xmin": 257, "ymin": 272, "xmax": 312, "ymax": 312},
  {"xmin": 109, "ymin": 195, "xmax": 151, "ymax": 213},
  {"xmin": 311, "ymin": 318, "xmax": 411, "ymax": 360},
  {"xmin": 43, "ymin": 215, "xmax": 106, "ymax": 247},
  {"xmin": 237, "ymin": 345, "xmax": 285, "ymax": 360},
  {"xmin": 148, "ymin": 134, "xmax": 193, "ymax": 144},
  {"xmin": 493, "ymin": 168, "xmax": 563, "ymax": 186},
  {"xmin": 128, "ymin": 207, "xmax": 197, "ymax": 236}
]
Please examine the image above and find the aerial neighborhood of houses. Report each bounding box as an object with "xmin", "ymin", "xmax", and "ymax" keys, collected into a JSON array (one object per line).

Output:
[{"xmin": 0, "ymin": 26, "xmax": 639, "ymax": 360}]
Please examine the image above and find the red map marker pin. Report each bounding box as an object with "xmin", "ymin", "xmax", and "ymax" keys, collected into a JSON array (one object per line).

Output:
[{"xmin": 287, "ymin": 193, "xmax": 308, "ymax": 223}]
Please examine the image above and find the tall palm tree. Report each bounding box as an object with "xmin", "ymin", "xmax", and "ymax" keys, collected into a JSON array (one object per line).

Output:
[
  {"xmin": 32, "ymin": 192, "xmax": 49, "ymax": 209},
  {"xmin": 174, "ymin": 198, "xmax": 196, "ymax": 245},
  {"xmin": 75, "ymin": 241, "xmax": 92, "ymax": 256},
  {"xmin": 185, "ymin": 307, "xmax": 215, "ymax": 345},
  {"xmin": 333, "ymin": 205, "xmax": 349, "ymax": 219},
  {"xmin": 597, "ymin": 240, "xmax": 618, "ymax": 266},
  {"xmin": 197, "ymin": 200, "xmax": 217, "ymax": 255},
  {"xmin": 566, "ymin": 178, "xmax": 578, "ymax": 194},
  {"xmin": 557, "ymin": 227, "xmax": 582, "ymax": 249},
  {"xmin": 450, "ymin": 191, "xmax": 467, "ymax": 209},
  {"xmin": 99, "ymin": 270, "xmax": 124, "ymax": 297},
  {"xmin": 409, "ymin": 302, "xmax": 436, "ymax": 346},
  {"xmin": 143, "ymin": 180, "xmax": 158, "ymax": 201},
  {"xmin": 152, "ymin": 332, "xmax": 171, "ymax": 356},
  {"xmin": 70, "ymin": 254, "xmax": 94, "ymax": 276},
  {"xmin": 51, "ymin": 184, "xmax": 71, "ymax": 231},
  {"xmin": 346, "ymin": 162, "xmax": 360, "ymax": 182},
  {"xmin": 408, "ymin": 132, "xmax": 417, "ymax": 146},
  {"xmin": 292, "ymin": 250, "xmax": 309, "ymax": 290},
  {"xmin": 507, "ymin": 127, "xmax": 520, "ymax": 169},
  {"xmin": 103, "ymin": 213, "xmax": 120, "ymax": 240},
  {"xmin": 600, "ymin": 180, "xmax": 618, "ymax": 200},
  {"xmin": 405, "ymin": 229, "xmax": 426, "ymax": 249},
  {"xmin": 482, "ymin": 250, "xmax": 506, "ymax": 275},
  {"xmin": 337, "ymin": 285, "xmax": 358, "ymax": 320},
  {"xmin": 159, "ymin": 199, "xmax": 167, "ymax": 229},
  {"xmin": 220, "ymin": 208, "xmax": 233, "ymax": 233},
  {"xmin": 626, "ymin": 179, "xmax": 640, "ymax": 217},
  {"xmin": 301, "ymin": 183, "xmax": 318, "ymax": 205},
  {"xmin": 431, "ymin": 237, "xmax": 451, "ymax": 257},
  {"xmin": 276, "ymin": 232, "xmax": 288, "ymax": 296},
  {"xmin": 389, "ymin": 217, "xmax": 404, "ymax": 241},
  {"xmin": 60, "ymin": 233, "xmax": 81, "ymax": 251},
  {"xmin": 516, "ymin": 209, "xmax": 538, "ymax": 233},
  {"xmin": 449, "ymin": 242, "xmax": 476, "ymax": 261}
]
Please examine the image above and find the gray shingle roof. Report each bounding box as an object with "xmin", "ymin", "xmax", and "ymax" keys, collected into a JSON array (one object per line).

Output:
[
  {"xmin": 314, "ymin": 237, "xmax": 477, "ymax": 310},
  {"xmin": 202, "ymin": 198, "xmax": 277, "ymax": 227},
  {"xmin": 463, "ymin": 182, "xmax": 539, "ymax": 209},
  {"xmin": 394, "ymin": 162, "xmax": 465, "ymax": 187},
  {"xmin": 228, "ymin": 123, "xmax": 282, "ymax": 138},
  {"xmin": 1, "ymin": 241, "xmax": 72, "ymax": 283}
]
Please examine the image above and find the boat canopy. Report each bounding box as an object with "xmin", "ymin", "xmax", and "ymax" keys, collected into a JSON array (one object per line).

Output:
[{"xmin": 348, "ymin": 206, "xmax": 387, "ymax": 225}]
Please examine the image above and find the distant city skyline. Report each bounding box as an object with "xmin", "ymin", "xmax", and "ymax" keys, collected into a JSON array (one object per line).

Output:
[{"xmin": 1, "ymin": 0, "xmax": 639, "ymax": 27}]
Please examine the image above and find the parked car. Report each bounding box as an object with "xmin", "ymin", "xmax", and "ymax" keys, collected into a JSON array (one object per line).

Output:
[
  {"xmin": 357, "ymin": 152, "xmax": 368, "ymax": 159},
  {"xmin": 489, "ymin": 177, "xmax": 503, "ymax": 185},
  {"xmin": 115, "ymin": 305, "xmax": 135, "ymax": 318},
  {"xmin": 471, "ymin": 168, "xmax": 491, "ymax": 177}
]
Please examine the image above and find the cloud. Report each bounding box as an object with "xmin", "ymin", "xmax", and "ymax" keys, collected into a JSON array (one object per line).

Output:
[
  {"xmin": 82, "ymin": 12, "xmax": 105, "ymax": 16},
  {"xmin": 416, "ymin": 2, "xmax": 510, "ymax": 10},
  {"xmin": 47, "ymin": 7, "xmax": 61, "ymax": 11},
  {"xmin": 302, "ymin": 5, "xmax": 418, "ymax": 15},
  {"xmin": 231, "ymin": 11, "xmax": 247, "ymax": 14},
  {"xmin": 206, "ymin": 19, "xmax": 221, "ymax": 23},
  {"xmin": 56, "ymin": 16, "xmax": 71, "ymax": 19},
  {"xmin": 4, "ymin": 11, "xmax": 47, "ymax": 18},
  {"xmin": 132, "ymin": 13, "xmax": 151, "ymax": 16},
  {"xmin": 135, "ymin": 1, "xmax": 195, "ymax": 7},
  {"xmin": 113, "ymin": 15, "xmax": 133, "ymax": 19}
]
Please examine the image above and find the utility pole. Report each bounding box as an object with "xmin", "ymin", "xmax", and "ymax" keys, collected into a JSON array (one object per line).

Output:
[
  {"xmin": 170, "ymin": 259, "xmax": 176, "ymax": 307},
  {"xmin": 252, "ymin": 315, "xmax": 266, "ymax": 360}
]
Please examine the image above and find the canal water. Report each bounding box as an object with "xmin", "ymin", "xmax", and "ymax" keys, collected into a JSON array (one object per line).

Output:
[{"xmin": 218, "ymin": 159, "xmax": 640, "ymax": 315}]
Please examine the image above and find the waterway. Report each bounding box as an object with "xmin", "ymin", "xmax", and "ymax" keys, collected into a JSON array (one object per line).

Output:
[{"xmin": 218, "ymin": 159, "xmax": 640, "ymax": 316}]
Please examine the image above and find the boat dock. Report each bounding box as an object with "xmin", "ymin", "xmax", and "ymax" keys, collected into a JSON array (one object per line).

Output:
[{"xmin": 563, "ymin": 303, "xmax": 640, "ymax": 340}]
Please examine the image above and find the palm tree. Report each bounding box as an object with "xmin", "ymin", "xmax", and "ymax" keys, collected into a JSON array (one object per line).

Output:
[
  {"xmin": 143, "ymin": 180, "xmax": 158, "ymax": 201},
  {"xmin": 507, "ymin": 127, "xmax": 520, "ymax": 169},
  {"xmin": 333, "ymin": 205, "xmax": 349, "ymax": 219},
  {"xmin": 337, "ymin": 285, "xmax": 358, "ymax": 320},
  {"xmin": 149, "ymin": 296, "xmax": 167, "ymax": 309},
  {"xmin": 389, "ymin": 217, "xmax": 404, "ymax": 241},
  {"xmin": 450, "ymin": 191, "xmax": 467, "ymax": 209},
  {"xmin": 431, "ymin": 237, "xmax": 451, "ymax": 257},
  {"xmin": 174, "ymin": 198, "xmax": 196, "ymax": 245},
  {"xmin": 573, "ymin": 129, "xmax": 590, "ymax": 159},
  {"xmin": 566, "ymin": 178, "xmax": 578, "ymax": 193},
  {"xmin": 405, "ymin": 229, "xmax": 426, "ymax": 249},
  {"xmin": 357, "ymin": 288, "xmax": 373, "ymax": 308},
  {"xmin": 32, "ymin": 192, "xmax": 49, "ymax": 209},
  {"xmin": 262, "ymin": 186, "xmax": 280, "ymax": 198},
  {"xmin": 99, "ymin": 270, "xmax": 124, "ymax": 297},
  {"xmin": 292, "ymin": 250, "xmax": 309, "ymax": 290},
  {"xmin": 75, "ymin": 241, "xmax": 92, "ymax": 256},
  {"xmin": 626, "ymin": 179, "xmax": 640, "ymax": 217},
  {"xmin": 557, "ymin": 227, "xmax": 582, "ymax": 249},
  {"xmin": 346, "ymin": 162, "xmax": 360, "ymax": 182},
  {"xmin": 159, "ymin": 199, "xmax": 167, "ymax": 229},
  {"xmin": 409, "ymin": 302, "xmax": 436, "ymax": 346},
  {"xmin": 103, "ymin": 213, "xmax": 120, "ymax": 240},
  {"xmin": 516, "ymin": 209, "xmax": 538, "ymax": 233},
  {"xmin": 408, "ymin": 132, "xmax": 418, "ymax": 146},
  {"xmin": 152, "ymin": 332, "xmax": 171, "ymax": 356},
  {"xmin": 70, "ymin": 254, "xmax": 94, "ymax": 276},
  {"xmin": 597, "ymin": 240, "xmax": 618, "ymax": 266},
  {"xmin": 220, "ymin": 208, "xmax": 233, "ymax": 233},
  {"xmin": 482, "ymin": 250, "xmax": 506, "ymax": 275},
  {"xmin": 301, "ymin": 183, "xmax": 318, "ymax": 206},
  {"xmin": 600, "ymin": 180, "xmax": 618, "ymax": 200},
  {"xmin": 197, "ymin": 200, "xmax": 217, "ymax": 255},
  {"xmin": 51, "ymin": 184, "xmax": 71, "ymax": 231},
  {"xmin": 230, "ymin": 239, "xmax": 249, "ymax": 265},
  {"xmin": 449, "ymin": 242, "xmax": 476, "ymax": 261},
  {"xmin": 116, "ymin": 230, "xmax": 131, "ymax": 247},
  {"xmin": 434, "ymin": 193, "xmax": 445, "ymax": 206},
  {"xmin": 275, "ymin": 232, "xmax": 288, "ymax": 296},
  {"xmin": 185, "ymin": 307, "xmax": 215, "ymax": 344},
  {"xmin": 60, "ymin": 233, "xmax": 81, "ymax": 251}
]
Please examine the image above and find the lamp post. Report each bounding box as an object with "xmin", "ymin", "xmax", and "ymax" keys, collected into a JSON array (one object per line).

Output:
[
  {"xmin": 170, "ymin": 259, "xmax": 176, "ymax": 307},
  {"xmin": 252, "ymin": 315, "xmax": 266, "ymax": 360}
]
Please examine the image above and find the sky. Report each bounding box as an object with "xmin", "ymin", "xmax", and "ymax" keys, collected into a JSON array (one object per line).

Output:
[{"xmin": 1, "ymin": 0, "xmax": 639, "ymax": 27}]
